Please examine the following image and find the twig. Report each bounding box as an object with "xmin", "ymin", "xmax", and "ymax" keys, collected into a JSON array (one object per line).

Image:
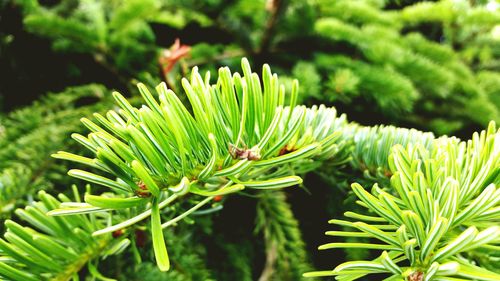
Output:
[
  {"xmin": 259, "ymin": 0, "xmax": 286, "ymax": 55},
  {"xmin": 258, "ymin": 242, "xmax": 278, "ymax": 281}
]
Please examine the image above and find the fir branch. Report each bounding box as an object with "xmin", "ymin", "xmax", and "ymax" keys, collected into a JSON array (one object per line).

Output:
[
  {"xmin": 307, "ymin": 122, "xmax": 500, "ymax": 280},
  {"xmin": 0, "ymin": 85, "xmax": 110, "ymax": 218},
  {"xmin": 256, "ymin": 190, "xmax": 313, "ymax": 281},
  {"xmin": 51, "ymin": 58, "xmax": 341, "ymax": 271},
  {"xmin": 0, "ymin": 188, "xmax": 119, "ymax": 281},
  {"xmin": 345, "ymin": 124, "xmax": 436, "ymax": 179}
]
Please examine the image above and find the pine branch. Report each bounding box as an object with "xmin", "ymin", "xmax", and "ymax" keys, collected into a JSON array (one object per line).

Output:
[
  {"xmin": 256, "ymin": 190, "xmax": 313, "ymax": 281},
  {"xmin": 0, "ymin": 85, "xmax": 110, "ymax": 219},
  {"xmin": 315, "ymin": 17, "xmax": 455, "ymax": 99},
  {"xmin": 307, "ymin": 122, "xmax": 500, "ymax": 280},
  {"xmin": 0, "ymin": 188, "xmax": 120, "ymax": 281},
  {"xmin": 315, "ymin": 54, "xmax": 419, "ymax": 114},
  {"xmin": 345, "ymin": 124, "xmax": 436, "ymax": 179},
  {"xmin": 51, "ymin": 58, "xmax": 341, "ymax": 271}
]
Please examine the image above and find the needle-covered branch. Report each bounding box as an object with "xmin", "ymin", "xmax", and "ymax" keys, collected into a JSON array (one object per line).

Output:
[
  {"xmin": 308, "ymin": 122, "xmax": 500, "ymax": 280},
  {"xmin": 51, "ymin": 58, "xmax": 343, "ymax": 271}
]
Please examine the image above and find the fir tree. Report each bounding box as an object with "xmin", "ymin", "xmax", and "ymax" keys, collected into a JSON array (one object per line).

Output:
[{"xmin": 1, "ymin": 0, "xmax": 499, "ymax": 280}]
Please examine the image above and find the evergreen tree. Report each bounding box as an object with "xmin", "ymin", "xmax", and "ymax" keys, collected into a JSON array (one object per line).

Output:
[{"xmin": 0, "ymin": 0, "xmax": 499, "ymax": 280}]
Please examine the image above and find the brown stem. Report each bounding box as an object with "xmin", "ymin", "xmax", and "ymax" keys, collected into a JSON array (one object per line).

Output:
[
  {"xmin": 258, "ymin": 0, "xmax": 286, "ymax": 55},
  {"xmin": 258, "ymin": 241, "xmax": 278, "ymax": 281}
]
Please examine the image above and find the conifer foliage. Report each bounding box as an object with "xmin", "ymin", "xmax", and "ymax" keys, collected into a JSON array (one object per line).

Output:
[
  {"xmin": 1, "ymin": 59, "xmax": 498, "ymax": 280},
  {"xmin": 0, "ymin": 85, "xmax": 110, "ymax": 219},
  {"xmin": 307, "ymin": 122, "xmax": 500, "ymax": 280},
  {"xmin": 48, "ymin": 59, "xmax": 341, "ymax": 273},
  {"xmin": 1, "ymin": 0, "xmax": 499, "ymax": 280}
]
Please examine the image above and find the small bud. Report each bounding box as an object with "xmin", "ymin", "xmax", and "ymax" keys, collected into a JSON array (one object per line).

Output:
[
  {"xmin": 408, "ymin": 271, "xmax": 424, "ymax": 281},
  {"xmin": 135, "ymin": 181, "xmax": 151, "ymax": 198},
  {"xmin": 112, "ymin": 229, "xmax": 124, "ymax": 238},
  {"xmin": 278, "ymin": 145, "xmax": 295, "ymax": 156},
  {"xmin": 229, "ymin": 144, "xmax": 261, "ymax": 160}
]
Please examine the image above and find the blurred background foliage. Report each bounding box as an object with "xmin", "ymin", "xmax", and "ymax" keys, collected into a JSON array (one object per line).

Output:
[{"xmin": 0, "ymin": 0, "xmax": 499, "ymax": 280}]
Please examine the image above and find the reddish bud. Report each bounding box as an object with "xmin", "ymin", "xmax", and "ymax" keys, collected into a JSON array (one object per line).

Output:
[
  {"xmin": 408, "ymin": 272, "xmax": 424, "ymax": 281},
  {"xmin": 278, "ymin": 145, "xmax": 295, "ymax": 156},
  {"xmin": 135, "ymin": 181, "xmax": 151, "ymax": 198},
  {"xmin": 112, "ymin": 229, "xmax": 124, "ymax": 238}
]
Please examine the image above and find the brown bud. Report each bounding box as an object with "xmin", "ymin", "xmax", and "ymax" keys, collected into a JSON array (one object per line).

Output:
[
  {"xmin": 112, "ymin": 229, "xmax": 124, "ymax": 238},
  {"xmin": 278, "ymin": 145, "xmax": 295, "ymax": 156},
  {"xmin": 228, "ymin": 144, "xmax": 261, "ymax": 160},
  {"xmin": 135, "ymin": 181, "xmax": 151, "ymax": 198},
  {"xmin": 408, "ymin": 271, "xmax": 424, "ymax": 281}
]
